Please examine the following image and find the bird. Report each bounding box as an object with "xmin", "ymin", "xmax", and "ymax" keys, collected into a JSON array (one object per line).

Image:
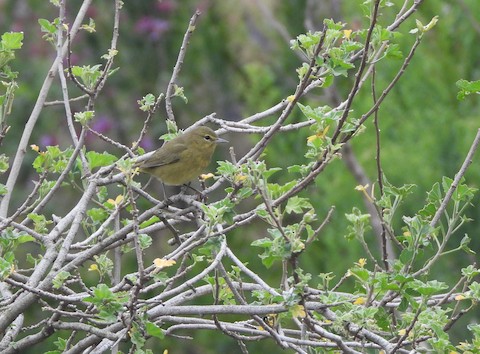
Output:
[{"xmin": 135, "ymin": 125, "xmax": 228, "ymax": 186}]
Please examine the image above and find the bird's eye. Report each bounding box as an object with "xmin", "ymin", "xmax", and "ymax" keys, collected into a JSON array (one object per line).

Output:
[{"xmin": 204, "ymin": 135, "xmax": 212, "ymax": 141}]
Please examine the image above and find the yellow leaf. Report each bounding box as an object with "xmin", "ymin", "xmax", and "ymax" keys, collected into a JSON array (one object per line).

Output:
[
  {"xmin": 426, "ymin": 16, "xmax": 439, "ymax": 31},
  {"xmin": 200, "ymin": 173, "xmax": 214, "ymax": 181},
  {"xmin": 403, "ymin": 231, "xmax": 411, "ymax": 237},
  {"xmin": 291, "ymin": 304, "xmax": 306, "ymax": 319},
  {"xmin": 398, "ymin": 329, "xmax": 406, "ymax": 336},
  {"xmin": 153, "ymin": 258, "xmax": 176, "ymax": 269},
  {"xmin": 263, "ymin": 314, "xmax": 278, "ymax": 327},
  {"xmin": 343, "ymin": 29, "xmax": 352, "ymax": 39},
  {"xmin": 163, "ymin": 350, "xmax": 169, "ymax": 354},
  {"xmin": 455, "ymin": 294, "xmax": 466, "ymax": 301},
  {"xmin": 307, "ymin": 126, "xmax": 330, "ymax": 143},
  {"xmin": 88, "ymin": 264, "xmax": 99, "ymax": 272},
  {"xmin": 355, "ymin": 184, "xmax": 369, "ymax": 192},
  {"xmin": 353, "ymin": 297, "xmax": 366, "ymax": 305},
  {"xmin": 355, "ymin": 183, "xmax": 374, "ymax": 202},
  {"xmin": 132, "ymin": 167, "xmax": 140, "ymax": 176},
  {"xmin": 30, "ymin": 144, "xmax": 40, "ymax": 152},
  {"xmin": 234, "ymin": 174, "xmax": 248, "ymax": 183},
  {"xmin": 319, "ymin": 125, "xmax": 330, "ymax": 138},
  {"xmin": 355, "ymin": 258, "xmax": 367, "ymax": 268},
  {"xmin": 107, "ymin": 195, "xmax": 124, "ymax": 207},
  {"xmin": 286, "ymin": 95, "xmax": 295, "ymax": 102}
]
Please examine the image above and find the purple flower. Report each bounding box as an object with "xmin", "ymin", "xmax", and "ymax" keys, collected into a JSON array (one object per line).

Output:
[
  {"xmin": 91, "ymin": 115, "xmax": 114, "ymax": 134},
  {"xmin": 39, "ymin": 134, "xmax": 58, "ymax": 148},
  {"xmin": 139, "ymin": 136, "xmax": 155, "ymax": 151},
  {"xmin": 134, "ymin": 17, "xmax": 170, "ymax": 41}
]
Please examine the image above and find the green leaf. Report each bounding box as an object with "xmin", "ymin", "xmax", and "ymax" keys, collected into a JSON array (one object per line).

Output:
[
  {"xmin": 0, "ymin": 184, "xmax": 7, "ymax": 196},
  {"xmin": 38, "ymin": 18, "xmax": 60, "ymax": 41},
  {"xmin": 81, "ymin": 18, "xmax": 96, "ymax": 33},
  {"xmin": 38, "ymin": 19, "xmax": 56, "ymax": 34},
  {"xmin": 1, "ymin": 32, "xmax": 24, "ymax": 50},
  {"xmin": 101, "ymin": 49, "xmax": 118, "ymax": 61},
  {"xmin": 385, "ymin": 43, "xmax": 403, "ymax": 59},
  {"xmin": 460, "ymin": 235, "xmax": 476, "ymax": 255},
  {"xmin": 320, "ymin": 74, "xmax": 334, "ymax": 88},
  {"xmin": 152, "ymin": 271, "xmax": 169, "ymax": 285},
  {"xmin": 285, "ymin": 196, "xmax": 312, "ymax": 214},
  {"xmin": 262, "ymin": 167, "xmax": 282, "ymax": 180},
  {"xmin": 84, "ymin": 284, "xmax": 129, "ymax": 323},
  {"xmin": 93, "ymin": 254, "xmax": 113, "ymax": 276},
  {"xmin": 345, "ymin": 207, "xmax": 371, "ymax": 241},
  {"xmin": 468, "ymin": 282, "xmax": 480, "ymax": 300},
  {"xmin": 139, "ymin": 234, "xmax": 152, "ymax": 250},
  {"xmin": 71, "ymin": 64, "xmax": 102, "ymax": 88},
  {"xmin": 456, "ymin": 79, "xmax": 480, "ymax": 100},
  {"xmin": 87, "ymin": 208, "xmax": 109, "ymax": 223},
  {"xmin": 52, "ymin": 270, "xmax": 71, "ymax": 289},
  {"xmin": 0, "ymin": 154, "xmax": 9, "ymax": 173},
  {"xmin": 173, "ymin": 84, "xmax": 188, "ymax": 103},
  {"xmin": 399, "ymin": 249, "xmax": 414, "ymax": 264},
  {"xmin": 138, "ymin": 93, "xmax": 156, "ymax": 112},
  {"xmin": 28, "ymin": 213, "xmax": 51, "ymax": 233},
  {"xmin": 86, "ymin": 151, "xmax": 118, "ymax": 170},
  {"xmin": 17, "ymin": 234, "xmax": 35, "ymax": 244},
  {"xmin": 251, "ymin": 237, "xmax": 273, "ymax": 248},
  {"xmin": 130, "ymin": 321, "xmax": 146, "ymax": 348},
  {"xmin": 139, "ymin": 216, "xmax": 159, "ymax": 229},
  {"xmin": 0, "ymin": 252, "xmax": 15, "ymax": 280},
  {"xmin": 461, "ymin": 265, "xmax": 480, "ymax": 280},
  {"xmin": 74, "ymin": 111, "xmax": 95, "ymax": 126},
  {"xmin": 32, "ymin": 146, "xmax": 73, "ymax": 173},
  {"xmin": 267, "ymin": 181, "xmax": 297, "ymax": 199},
  {"xmin": 411, "ymin": 279, "xmax": 448, "ymax": 296},
  {"xmin": 53, "ymin": 337, "xmax": 67, "ymax": 351},
  {"xmin": 298, "ymin": 103, "xmax": 333, "ymax": 123},
  {"xmin": 26, "ymin": 253, "xmax": 40, "ymax": 266},
  {"xmin": 452, "ymin": 181, "xmax": 477, "ymax": 202},
  {"xmin": 85, "ymin": 283, "xmax": 114, "ymax": 303},
  {"xmin": 373, "ymin": 307, "xmax": 390, "ymax": 331},
  {"xmin": 145, "ymin": 320, "xmax": 165, "ymax": 339},
  {"xmin": 349, "ymin": 267, "xmax": 370, "ymax": 282}
]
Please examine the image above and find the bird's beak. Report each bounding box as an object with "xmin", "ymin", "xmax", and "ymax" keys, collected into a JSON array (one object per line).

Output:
[{"xmin": 216, "ymin": 137, "xmax": 228, "ymax": 144}]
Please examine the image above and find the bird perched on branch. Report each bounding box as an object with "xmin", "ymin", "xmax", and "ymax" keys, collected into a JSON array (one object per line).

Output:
[{"xmin": 135, "ymin": 125, "xmax": 228, "ymax": 186}]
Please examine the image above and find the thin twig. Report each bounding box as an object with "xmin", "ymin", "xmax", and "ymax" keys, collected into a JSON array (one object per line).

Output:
[
  {"xmin": 43, "ymin": 94, "xmax": 89, "ymax": 106},
  {"xmin": 414, "ymin": 129, "xmax": 480, "ymax": 277},
  {"xmin": 331, "ymin": 0, "xmax": 381, "ymax": 143},
  {"xmin": 165, "ymin": 10, "xmax": 201, "ymax": 123}
]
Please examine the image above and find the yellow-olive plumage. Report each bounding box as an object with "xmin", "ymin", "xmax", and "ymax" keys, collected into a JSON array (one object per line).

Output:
[{"xmin": 136, "ymin": 126, "xmax": 227, "ymax": 185}]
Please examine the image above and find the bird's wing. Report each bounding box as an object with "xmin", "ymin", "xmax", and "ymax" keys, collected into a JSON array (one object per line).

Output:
[{"xmin": 138, "ymin": 142, "xmax": 187, "ymax": 168}]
